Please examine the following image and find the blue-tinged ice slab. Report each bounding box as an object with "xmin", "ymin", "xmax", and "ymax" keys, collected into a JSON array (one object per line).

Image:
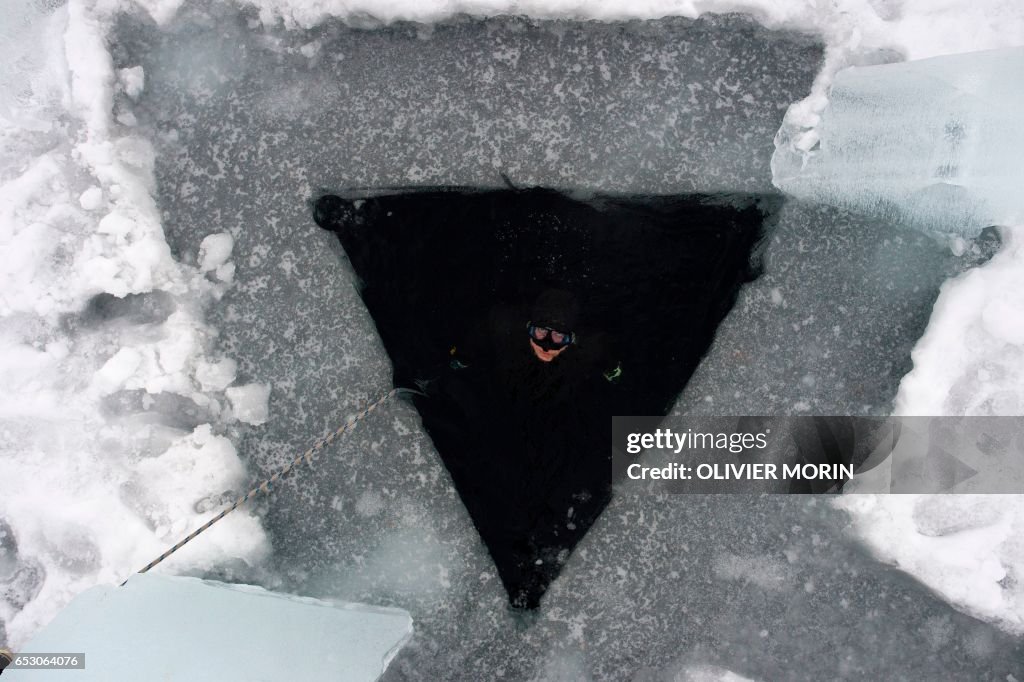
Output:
[
  {"xmin": 773, "ymin": 47, "xmax": 1024, "ymax": 235},
  {"xmin": 4, "ymin": 573, "xmax": 412, "ymax": 681}
]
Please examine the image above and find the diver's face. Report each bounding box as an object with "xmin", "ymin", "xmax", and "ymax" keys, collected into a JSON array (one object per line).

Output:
[
  {"xmin": 530, "ymin": 339, "xmax": 568, "ymax": 362},
  {"xmin": 527, "ymin": 324, "xmax": 574, "ymax": 362}
]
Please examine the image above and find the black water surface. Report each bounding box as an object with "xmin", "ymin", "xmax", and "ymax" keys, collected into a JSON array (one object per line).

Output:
[{"xmin": 314, "ymin": 188, "xmax": 776, "ymax": 606}]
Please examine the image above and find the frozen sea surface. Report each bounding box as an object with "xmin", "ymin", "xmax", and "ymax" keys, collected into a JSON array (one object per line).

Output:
[{"xmin": 101, "ymin": 7, "xmax": 1024, "ymax": 679}]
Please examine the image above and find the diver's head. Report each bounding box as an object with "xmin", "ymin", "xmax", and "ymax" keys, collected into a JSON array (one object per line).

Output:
[{"xmin": 527, "ymin": 289, "xmax": 578, "ymax": 362}]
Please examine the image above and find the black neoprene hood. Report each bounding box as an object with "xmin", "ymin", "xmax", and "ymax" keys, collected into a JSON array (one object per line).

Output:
[{"xmin": 530, "ymin": 289, "xmax": 580, "ymax": 331}]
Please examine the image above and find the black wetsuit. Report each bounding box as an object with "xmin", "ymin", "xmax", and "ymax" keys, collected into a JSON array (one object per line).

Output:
[{"xmin": 414, "ymin": 304, "xmax": 618, "ymax": 608}]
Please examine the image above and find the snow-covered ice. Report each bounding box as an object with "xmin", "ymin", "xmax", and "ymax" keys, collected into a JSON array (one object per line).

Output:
[
  {"xmin": 766, "ymin": 16, "xmax": 1024, "ymax": 639},
  {"xmin": 846, "ymin": 225, "xmax": 1024, "ymax": 639},
  {"xmin": 835, "ymin": 494, "xmax": 1024, "ymax": 635},
  {"xmin": 2, "ymin": 0, "xmax": 1024, "ymax": 677},
  {"xmin": 0, "ymin": 0, "xmax": 270, "ymax": 649},
  {"xmin": 117, "ymin": 65, "xmax": 145, "ymax": 101},
  {"xmin": 897, "ymin": 227, "xmax": 1024, "ymax": 416}
]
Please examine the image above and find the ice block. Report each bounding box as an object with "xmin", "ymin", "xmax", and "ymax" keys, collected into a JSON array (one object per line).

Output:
[
  {"xmin": 773, "ymin": 47, "xmax": 1024, "ymax": 235},
  {"xmin": 2, "ymin": 573, "xmax": 412, "ymax": 681}
]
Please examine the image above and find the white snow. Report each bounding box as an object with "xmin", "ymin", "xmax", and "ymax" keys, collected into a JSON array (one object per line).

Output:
[
  {"xmin": 132, "ymin": 426, "xmax": 267, "ymax": 557},
  {"xmin": 834, "ymin": 494, "xmax": 1024, "ymax": 635},
  {"xmin": 676, "ymin": 665, "xmax": 755, "ymax": 682},
  {"xmin": 195, "ymin": 357, "xmax": 238, "ymax": 392},
  {"xmin": 897, "ymin": 226, "xmax": 1024, "ymax": 416},
  {"xmin": 834, "ymin": 225, "xmax": 1024, "ymax": 636},
  {"xmin": 117, "ymin": 65, "xmax": 145, "ymax": 100},
  {"xmin": 198, "ymin": 233, "xmax": 236, "ymax": 283},
  {"xmin": 93, "ymin": 347, "xmax": 144, "ymax": 394},
  {"xmin": 0, "ymin": 0, "xmax": 270, "ymax": 649},
  {"xmin": 78, "ymin": 186, "xmax": 104, "ymax": 211},
  {"xmin": 198, "ymin": 232, "xmax": 234, "ymax": 272},
  {"xmin": 227, "ymin": 383, "xmax": 272, "ymax": 425}
]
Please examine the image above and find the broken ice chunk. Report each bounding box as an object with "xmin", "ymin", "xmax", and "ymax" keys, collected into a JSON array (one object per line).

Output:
[
  {"xmin": 3, "ymin": 573, "xmax": 412, "ymax": 681},
  {"xmin": 78, "ymin": 186, "xmax": 103, "ymax": 211},
  {"xmin": 194, "ymin": 357, "xmax": 237, "ymax": 392},
  {"xmin": 198, "ymin": 233, "xmax": 233, "ymax": 272},
  {"xmin": 197, "ymin": 233, "xmax": 235, "ymax": 282},
  {"xmin": 94, "ymin": 348, "xmax": 142, "ymax": 394},
  {"xmin": 117, "ymin": 66, "xmax": 144, "ymax": 100},
  {"xmin": 773, "ymin": 47, "xmax": 1024, "ymax": 235},
  {"xmin": 226, "ymin": 383, "xmax": 270, "ymax": 425}
]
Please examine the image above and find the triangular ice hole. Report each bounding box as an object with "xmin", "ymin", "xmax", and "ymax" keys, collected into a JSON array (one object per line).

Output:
[{"xmin": 314, "ymin": 187, "xmax": 776, "ymax": 608}]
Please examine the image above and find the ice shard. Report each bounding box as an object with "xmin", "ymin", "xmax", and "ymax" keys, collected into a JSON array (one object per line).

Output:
[
  {"xmin": 2, "ymin": 573, "xmax": 412, "ymax": 681},
  {"xmin": 773, "ymin": 47, "xmax": 1024, "ymax": 235}
]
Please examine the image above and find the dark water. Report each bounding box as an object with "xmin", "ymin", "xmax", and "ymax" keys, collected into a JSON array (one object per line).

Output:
[{"xmin": 313, "ymin": 188, "xmax": 771, "ymax": 608}]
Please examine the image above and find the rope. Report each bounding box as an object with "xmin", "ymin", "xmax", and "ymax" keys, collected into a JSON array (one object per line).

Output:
[{"xmin": 124, "ymin": 387, "xmax": 412, "ymax": 584}]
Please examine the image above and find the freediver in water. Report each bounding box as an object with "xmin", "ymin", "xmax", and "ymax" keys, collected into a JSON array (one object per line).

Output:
[
  {"xmin": 314, "ymin": 192, "xmax": 625, "ymax": 608},
  {"xmin": 311, "ymin": 188, "xmax": 771, "ymax": 608},
  {"xmin": 424, "ymin": 288, "xmax": 622, "ymax": 609}
]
